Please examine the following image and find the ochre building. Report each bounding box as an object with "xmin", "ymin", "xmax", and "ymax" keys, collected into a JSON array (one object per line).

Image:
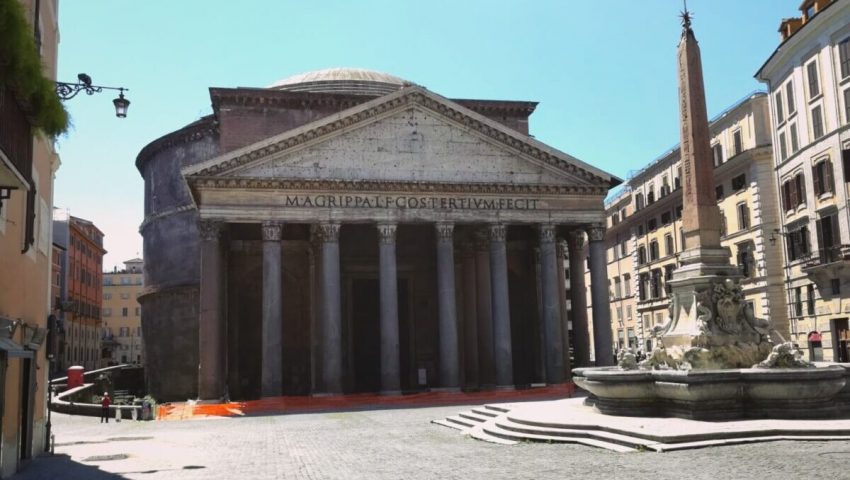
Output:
[{"xmin": 137, "ymin": 69, "xmax": 619, "ymax": 401}]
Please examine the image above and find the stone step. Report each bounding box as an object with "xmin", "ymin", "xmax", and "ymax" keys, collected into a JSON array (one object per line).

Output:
[
  {"xmin": 468, "ymin": 421, "xmax": 518, "ymax": 445},
  {"xmin": 442, "ymin": 415, "xmax": 477, "ymax": 429},
  {"xmin": 471, "ymin": 407, "xmax": 499, "ymax": 418},
  {"xmin": 481, "ymin": 422, "xmax": 636, "ymax": 452},
  {"xmin": 431, "ymin": 418, "xmax": 469, "ymax": 431},
  {"xmin": 497, "ymin": 417, "xmax": 658, "ymax": 451},
  {"xmin": 458, "ymin": 411, "xmax": 492, "ymax": 423},
  {"xmin": 483, "ymin": 404, "xmax": 510, "ymax": 414}
]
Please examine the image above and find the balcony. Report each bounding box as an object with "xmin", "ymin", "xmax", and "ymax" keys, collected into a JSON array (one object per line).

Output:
[
  {"xmin": 801, "ymin": 245, "xmax": 850, "ymax": 281},
  {"xmin": 0, "ymin": 87, "xmax": 33, "ymax": 191}
]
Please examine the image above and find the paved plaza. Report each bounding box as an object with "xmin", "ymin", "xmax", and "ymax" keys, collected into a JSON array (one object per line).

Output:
[{"xmin": 12, "ymin": 404, "xmax": 850, "ymax": 480}]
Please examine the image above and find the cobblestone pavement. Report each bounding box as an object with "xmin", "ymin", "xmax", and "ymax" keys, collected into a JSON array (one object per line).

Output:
[{"xmin": 13, "ymin": 406, "xmax": 850, "ymax": 480}]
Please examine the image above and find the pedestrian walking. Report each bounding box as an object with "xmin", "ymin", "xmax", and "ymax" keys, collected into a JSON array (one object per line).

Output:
[{"xmin": 101, "ymin": 392, "xmax": 111, "ymax": 423}]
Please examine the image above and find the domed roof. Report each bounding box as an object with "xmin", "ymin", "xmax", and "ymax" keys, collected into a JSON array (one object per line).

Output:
[{"xmin": 268, "ymin": 68, "xmax": 408, "ymax": 96}]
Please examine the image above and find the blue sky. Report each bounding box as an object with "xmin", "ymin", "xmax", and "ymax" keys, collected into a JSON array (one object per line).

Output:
[{"xmin": 55, "ymin": 0, "xmax": 794, "ymax": 269}]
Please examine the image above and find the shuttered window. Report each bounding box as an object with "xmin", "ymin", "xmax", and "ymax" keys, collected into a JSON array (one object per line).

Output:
[
  {"xmin": 840, "ymin": 38, "xmax": 850, "ymax": 79},
  {"xmin": 807, "ymin": 61, "xmax": 821, "ymax": 98}
]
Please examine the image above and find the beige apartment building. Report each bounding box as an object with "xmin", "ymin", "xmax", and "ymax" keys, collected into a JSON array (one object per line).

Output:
[
  {"xmin": 0, "ymin": 0, "xmax": 61, "ymax": 474},
  {"xmin": 591, "ymin": 92, "xmax": 790, "ymax": 355},
  {"xmin": 102, "ymin": 259, "xmax": 145, "ymax": 366},
  {"xmin": 757, "ymin": 0, "xmax": 850, "ymax": 362}
]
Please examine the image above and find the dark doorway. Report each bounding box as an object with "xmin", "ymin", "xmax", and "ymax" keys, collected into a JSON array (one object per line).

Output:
[
  {"xmin": 20, "ymin": 357, "xmax": 34, "ymax": 461},
  {"xmin": 350, "ymin": 278, "xmax": 412, "ymax": 393},
  {"xmin": 351, "ymin": 278, "xmax": 380, "ymax": 392}
]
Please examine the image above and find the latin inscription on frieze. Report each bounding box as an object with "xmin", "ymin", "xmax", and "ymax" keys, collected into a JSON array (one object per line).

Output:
[{"xmin": 280, "ymin": 194, "xmax": 540, "ymax": 211}]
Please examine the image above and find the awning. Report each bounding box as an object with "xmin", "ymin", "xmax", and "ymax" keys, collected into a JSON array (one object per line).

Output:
[
  {"xmin": 808, "ymin": 331, "xmax": 823, "ymax": 342},
  {"xmin": 0, "ymin": 337, "xmax": 33, "ymax": 358}
]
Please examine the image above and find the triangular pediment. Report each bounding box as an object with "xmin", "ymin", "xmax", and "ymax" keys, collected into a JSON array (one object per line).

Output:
[{"xmin": 183, "ymin": 86, "xmax": 617, "ymax": 190}]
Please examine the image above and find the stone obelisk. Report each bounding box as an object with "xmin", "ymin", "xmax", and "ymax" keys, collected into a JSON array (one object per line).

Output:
[
  {"xmin": 660, "ymin": 10, "xmax": 739, "ymax": 349},
  {"xmin": 674, "ymin": 10, "xmax": 729, "ymax": 274}
]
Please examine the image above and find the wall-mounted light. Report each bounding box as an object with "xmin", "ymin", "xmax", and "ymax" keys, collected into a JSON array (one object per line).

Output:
[{"xmin": 55, "ymin": 73, "xmax": 131, "ymax": 118}]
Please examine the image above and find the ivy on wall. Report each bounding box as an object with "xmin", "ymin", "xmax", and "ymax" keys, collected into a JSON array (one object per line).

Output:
[{"xmin": 0, "ymin": 0, "xmax": 68, "ymax": 136}]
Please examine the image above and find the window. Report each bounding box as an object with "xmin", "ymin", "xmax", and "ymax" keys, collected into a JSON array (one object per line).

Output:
[
  {"xmin": 790, "ymin": 124, "xmax": 799, "ymax": 153},
  {"xmin": 664, "ymin": 264, "xmax": 674, "ymax": 295},
  {"xmin": 782, "ymin": 173, "xmax": 807, "ymax": 211},
  {"xmin": 648, "ymin": 218, "xmax": 657, "ymax": 231},
  {"xmin": 638, "ymin": 273, "xmax": 649, "ymax": 301},
  {"xmin": 716, "ymin": 185, "xmax": 724, "ymax": 200},
  {"xmin": 720, "ymin": 211, "xmax": 727, "ymax": 237},
  {"xmin": 119, "ymin": 327, "xmax": 129, "ymax": 337},
  {"xmin": 787, "ymin": 224, "xmax": 810, "ymax": 261},
  {"xmin": 121, "ymin": 277, "xmax": 131, "ymax": 285},
  {"xmin": 103, "ymin": 308, "xmax": 111, "ymax": 317},
  {"xmin": 611, "ymin": 212, "xmax": 620, "ymax": 226},
  {"xmin": 120, "ymin": 293, "xmax": 130, "ymax": 300},
  {"xmin": 649, "ymin": 240, "xmax": 659, "ymax": 261},
  {"xmin": 712, "ymin": 144, "xmax": 723, "ymax": 167},
  {"xmin": 832, "ymin": 278, "xmax": 841, "ymax": 295},
  {"xmin": 813, "ymin": 160, "xmax": 834, "ymax": 196},
  {"xmin": 637, "ymin": 225, "xmax": 644, "ymax": 236},
  {"xmin": 794, "ymin": 287, "xmax": 803, "ymax": 317},
  {"xmin": 611, "ymin": 246, "xmax": 619, "ymax": 261},
  {"xmin": 635, "ymin": 193, "xmax": 644, "ymax": 210},
  {"xmin": 647, "ymin": 187, "xmax": 655, "ymax": 205},
  {"xmin": 626, "ymin": 304, "xmax": 632, "ymax": 320},
  {"xmin": 661, "ymin": 177, "xmax": 671, "ymax": 197},
  {"xmin": 620, "ymin": 241, "xmax": 628, "ymax": 257},
  {"xmin": 840, "ymin": 38, "xmax": 850, "ymax": 79},
  {"xmin": 737, "ymin": 203, "xmax": 750, "ymax": 230},
  {"xmin": 817, "ymin": 213, "xmax": 840, "ymax": 261},
  {"xmin": 844, "ymin": 89, "xmax": 850, "ymax": 125},
  {"xmin": 661, "ymin": 211, "xmax": 671, "ymax": 225},
  {"xmin": 104, "ymin": 293, "xmax": 112, "ymax": 300},
  {"xmin": 812, "ymin": 105, "xmax": 824, "ymax": 139},
  {"xmin": 775, "ymin": 91, "xmax": 784, "ymax": 124},
  {"xmin": 779, "ymin": 132, "xmax": 788, "ymax": 161},
  {"xmin": 807, "ymin": 284, "xmax": 815, "ymax": 315},
  {"xmin": 786, "ymin": 81, "xmax": 796, "ymax": 115},
  {"xmin": 675, "ymin": 167, "xmax": 682, "ymax": 189},
  {"xmin": 733, "ymin": 130, "xmax": 743, "ymax": 156},
  {"xmin": 650, "ymin": 269, "xmax": 662, "ymax": 299},
  {"xmin": 737, "ymin": 242, "xmax": 755, "ymax": 278},
  {"xmin": 135, "ymin": 307, "xmax": 140, "ymax": 316},
  {"xmin": 665, "ymin": 234, "xmax": 674, "ymax": 256},
  {"xmin": 122, "ymin": 307, "xmax": 128, "ymax": 317},
  {"xmin": 807, "ymin": 60, "xmax": 821, "ymax": 98},
  {"xmin": 623, "ymin": 274, "xmax": 631, "ymax": 297},
  {"xmin": 732, "ymin": 173, "xmax": 746, "ymax": 191},
  {"xmin": 675, "ymin": 205, "xmax": 683, "ymax": 220},
  {"xmin": 614, "ymin": 278, "xmax": 622, "ymax": 299},
  {"xmin": 638, "ymin": 246, "xmax": 647, "ymax": 265}
]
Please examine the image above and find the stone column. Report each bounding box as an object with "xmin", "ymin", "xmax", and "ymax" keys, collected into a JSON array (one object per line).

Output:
[
  {"xmin": 557, "ymin": 240, "xmax": 572, "ymax": 377},
  {"xmin": 198, "ymin": 220, "xmax": 226, "ymax": 400},
  {"xmin": 588, "ymin": 225, "xmax": 615, "ymax": 366},
  {"xmin": 436, "ymin": 222, "xmax": 460, "ymax": 390},
  {"xmin": 489, "ymin": 224, "xmax": 513, "ymax": 388},
  {"xmin": 261, "ymin": 222, "xmax": 284, "ymax": 397},
  {"xmin": 567, "ymin": 230, "xmax": 590, "ymax": 367},
  {"xmin": 539, "ymin": 225, "xmax": 565, "ymax": 384},
  {"xmin": 475, "ymin": 231, "xmax": 495, "ymax": 387},
  {"xmin": 377, "ymin": 223, "xmax": 401, "ymax": 395},
  {"xmin": 461, "ymin": 244, "xmax": 479, "ymax": 388},
  {"xmin": 318, "ymin": 222, "xmax": 343, "ymax": 394}
]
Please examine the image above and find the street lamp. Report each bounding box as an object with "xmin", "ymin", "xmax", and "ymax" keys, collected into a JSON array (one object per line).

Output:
[{"xmin": 55, "ymin": 73, "xmax": 130, "ymax": 118}]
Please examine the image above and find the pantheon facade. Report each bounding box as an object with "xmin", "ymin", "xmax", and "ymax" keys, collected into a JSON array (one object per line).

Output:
[{"xmin": 136, "ymin": 69, "xmax": 619, "ymax": 401}]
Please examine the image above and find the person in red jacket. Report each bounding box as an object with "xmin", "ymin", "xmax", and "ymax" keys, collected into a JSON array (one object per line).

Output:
[{"xmin": 101, "ymin": 392, "xmax": 111, "ymax": 423}]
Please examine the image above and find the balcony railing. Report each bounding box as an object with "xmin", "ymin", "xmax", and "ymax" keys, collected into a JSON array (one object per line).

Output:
[
  {"xmin": 0, "ymin": 87, "xmax": 33, "ymax": 188},
  {"xmin": 801, "ymin": 245, "xmax": 850, "ymax": 270}
]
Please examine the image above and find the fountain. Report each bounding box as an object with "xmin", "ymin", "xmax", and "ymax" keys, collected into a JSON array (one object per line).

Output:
[{"xmin": 572, "ymin": 9, "xmax": 850, "ymax": 421}]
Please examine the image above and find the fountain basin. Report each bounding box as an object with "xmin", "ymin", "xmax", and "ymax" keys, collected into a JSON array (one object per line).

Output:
[{"xmin": 573, "ymin": 365, "xmax": 849, "ymax": 421}]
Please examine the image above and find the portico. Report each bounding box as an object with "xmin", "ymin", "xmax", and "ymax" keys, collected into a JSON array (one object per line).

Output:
[{"xmin": 179, "ymin": 81, "xmax": 617, "ymax": 400}]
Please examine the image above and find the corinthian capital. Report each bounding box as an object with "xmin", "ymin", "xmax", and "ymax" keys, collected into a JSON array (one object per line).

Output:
[
  {"xmin": 435, "ymin": 222, "xmax": 454, "ymax": 241},
  {"xmin": 316, "ymin": 222, "xmax": 340, "ymax": 243},
  {"xmin": 377, "ymin": 223, "xmax": 397, "ymax": 244},
  {"xmin": 261, "ymin": 222, "xmax": 283, "ymax": 242},
  {"xmin": 198, "ymin": 220, "xmax": 224, "ymax": 241},
  {"xmin": 489, "ymin": 223, "xmax": 507, "ymax": 242},
  {"xmin": 539, "ymin": 224, "xmax": 556, "ymax": 244},
  {"xmin": 586, "ymin": 225, "xmax": 606, "ymax": 242}
]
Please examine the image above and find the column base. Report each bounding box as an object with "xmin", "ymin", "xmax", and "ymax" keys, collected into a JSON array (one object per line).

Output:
[
  {"xmin": 380, "ymin": 390, "xmax": 402, "ymax": 396},
  {"xmin": 430, "ymin": 387, "xmax": 461, "ymax": 393}
]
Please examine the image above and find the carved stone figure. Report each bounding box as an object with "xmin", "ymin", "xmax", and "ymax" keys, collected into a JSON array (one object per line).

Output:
[
  {"xmin": 617, "ymin": 349, "xmax": 638, "ymax": 370},
  {"xmin": 755, "ymin": 342, "xmax": 813, "ymax": 369},
  {"xmin": 713, "ymin": 280, "xmax": 743, "ymax": 335}
]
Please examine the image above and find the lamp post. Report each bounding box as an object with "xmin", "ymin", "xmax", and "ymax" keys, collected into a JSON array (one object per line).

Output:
[{"xmin": 55, "ymin": 73, "xmax": 130, "ymax": 118}]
